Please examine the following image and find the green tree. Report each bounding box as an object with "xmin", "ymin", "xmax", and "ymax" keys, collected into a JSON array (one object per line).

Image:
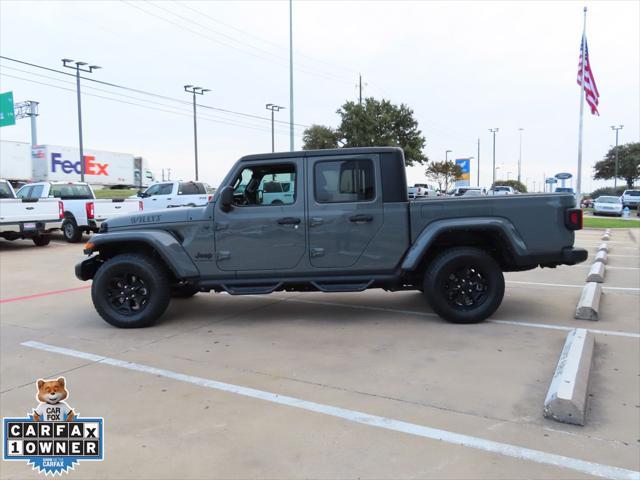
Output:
[
  {"xmin": 336, "ymin": 97, "xmax": 427, "ymax": 166},
  {"xmin": 593, "ymin": 142, "xmax": 640, "ymax": 188},
  {"xmin": 302, "ymin": 124, "xmax": 340, "ymax": 150},
  {"xmin": 493, "ymin": 179, "xmax": 527, "ymax": 193},
  {"xmin": 425, "ymin": 161, "xmax": 462, "ymax": 193}
]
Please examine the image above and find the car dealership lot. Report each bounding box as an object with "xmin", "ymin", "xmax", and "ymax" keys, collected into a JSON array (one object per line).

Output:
[{"xmin": 1, "ymin": 230, "xmax": 639, "ymax": 479}]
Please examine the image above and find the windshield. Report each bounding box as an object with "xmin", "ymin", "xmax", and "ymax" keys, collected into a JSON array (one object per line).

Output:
[
  {"xmin": 623, "ymin": 190, "xmax": 640, "ymax": 196},
  {"xmin": 0, "ymin": 182, "xmax": 14, "ymax": 199},
  {"xmin": 556, "ymin": 188, "xmax": 574, "ymax": 193},
  {"xmin": 596, "ymin": 196, "xmax": 621, "ymax": 204},
  {"xmin": 50, "ymin": 184, "xmax": 93, "ymax": 200}
]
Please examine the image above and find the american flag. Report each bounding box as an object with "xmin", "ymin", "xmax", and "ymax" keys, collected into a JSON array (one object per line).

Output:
[{"xmin": 577, "ymin": 36, "xmax": 600, "ymax": 115}]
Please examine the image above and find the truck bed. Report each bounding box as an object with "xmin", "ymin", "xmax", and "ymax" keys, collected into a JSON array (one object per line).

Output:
[{"xmin": 409, "ymin": 193, "xmax": 576, "ymax": 259}]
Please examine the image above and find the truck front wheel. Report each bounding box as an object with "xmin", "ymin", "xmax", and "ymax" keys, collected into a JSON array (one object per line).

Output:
[
  {"xmin": 423, "ymin": 247, "xmax": 504, "ymax": 324},
  {"xmin": 62, "ymin": 218, "xmax": 82, "ymax": 243},
  {"xmin": 91, "ymin": 253, "xmax": 171, "ymax": 328}
]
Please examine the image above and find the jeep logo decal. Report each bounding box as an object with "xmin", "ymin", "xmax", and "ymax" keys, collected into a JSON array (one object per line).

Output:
[
  {"xmin": 130, "ymin": 215, "xmax": 161, "ymax": 224},
  {"xmin": 195, "ymin": 252, "xmax": 213, "ymax": 260}
]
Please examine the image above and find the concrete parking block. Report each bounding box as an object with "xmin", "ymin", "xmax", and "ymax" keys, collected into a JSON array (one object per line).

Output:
[
  {"xmin": 629, "ymin": 228, "xmax": 639, "ymax": 244},
  {"xmin": 593, "ymin": 250, "xmax": 608, "ymax": 264},
  {"xmin": 544, "ymin": 329, "xmax": 595, "ymax": 426},
  {"xmin": 601, "ymin": 234, "xmax": 610, "ymax": 241},
  {"xmin": 597, "ymin": 242, "xmax": 609, "ymax": 253},
  {"xmin": 574, "ymin": 282, "xmax": 602, "ymax": 321},
  {"xmin": 586, "ymin": 262, "xmax": 606, "ymax": 283}
]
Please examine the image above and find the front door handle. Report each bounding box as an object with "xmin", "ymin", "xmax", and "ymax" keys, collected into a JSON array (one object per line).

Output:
[
  {"xmin": 349, "ymin": 214, "xmax": 373, "ymax": 223},
  {"xmin": 278, "ymin": 217, "xmax": 301, "ymax": 225}
]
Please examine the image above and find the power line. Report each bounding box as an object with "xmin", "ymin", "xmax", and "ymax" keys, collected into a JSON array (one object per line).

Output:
[{"xmin": 0, "ymin": 55, "xmax": 310, "ymax": 128}]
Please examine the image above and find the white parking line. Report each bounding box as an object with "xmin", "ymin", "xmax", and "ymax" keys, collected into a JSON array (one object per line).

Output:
[
  {"xmin": 19, "ymin": 341, "xmax": 640, "ymax": 480},
  {"xmin": 576, "ymin": 265, "xmax": 640, "ymax": 270},
  {"xmin": 281, "ymin": 298, "xmax": 640, "ymax": 339},
  {"xmin": 506, "ymin": 280, "xmax": 640, "ymax": 292}
]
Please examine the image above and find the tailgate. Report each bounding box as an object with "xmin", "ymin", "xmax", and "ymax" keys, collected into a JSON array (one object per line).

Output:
[
  {"xmin": 0, "ymin": 199, "xmax": 61, "ymax": 224},
  {"xmin": 93, "ymin": 199, "xmax": 140, "ymax": 220}
]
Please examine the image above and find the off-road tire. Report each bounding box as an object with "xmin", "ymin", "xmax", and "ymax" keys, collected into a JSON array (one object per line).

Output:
[
  {"xmin": 171, "ymin": 283, "xmax": 199, "ymax": 298},
  {"xmin": 423, "ymin": 247, "xmax": 504, "ymax": 324},
  {"xmin": 62, "ymin": 217, "xmax": 82, "ymax": 243},
  {"xmin": 91, "ymin": 253, "xmax": 171, "ymax": 328},
  {"xmin": 32, "ymin": 235, "xmax": 50, "ymax": 247}
]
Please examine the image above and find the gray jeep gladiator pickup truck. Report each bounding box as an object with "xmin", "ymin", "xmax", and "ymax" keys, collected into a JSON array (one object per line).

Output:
[{"xmin": 76, "ymin": 147, "xmax": 587, "ymax": 328}]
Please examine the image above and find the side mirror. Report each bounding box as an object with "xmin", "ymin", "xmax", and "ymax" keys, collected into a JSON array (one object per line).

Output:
[{"xmin": 220, "ymin": 185, "xmax": 234, "ymax": 212}]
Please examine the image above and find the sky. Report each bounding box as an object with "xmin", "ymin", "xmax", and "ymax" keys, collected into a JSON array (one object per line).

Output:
[{"xmin": 0, "ymin": 0, "xmax": 638, "ymax": 192}]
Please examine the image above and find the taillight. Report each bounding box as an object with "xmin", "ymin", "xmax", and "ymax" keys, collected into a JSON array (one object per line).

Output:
[
  {"xmin": 565, "ymin": 208, "xmax": 582, "ymax": 230},
  {"xmin": 207, "ymin": 195, "xmax": 213, "ymax": 202},
  {"xmin": 86, "ymin": 201, "xmax": 95, "ymax": 220},
  {"xmin": 139, "ymin": 200, "xmax": 144, "ymax": 211},
  {"xmin": 58, "ymin": 201, "xmax": 64, "ymax": 219}
]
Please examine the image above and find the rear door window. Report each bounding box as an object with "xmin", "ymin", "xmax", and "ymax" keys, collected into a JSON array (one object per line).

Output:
[{"xmin": 314, "ymin": 159, "xmax": 374, "ymax": 203}]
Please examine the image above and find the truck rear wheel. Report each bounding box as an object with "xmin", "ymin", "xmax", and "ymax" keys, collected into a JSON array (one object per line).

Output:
[
  {"xmin": 62, "ymin": 218, "xmax": 82, "ymax": 243},
  {"xmin": 91, "ymin": 253, "xmax": 171, "ymax": 328},
  {"xmin": 423, "ymin": 247, "xmax": 504, "ymax": 324}
]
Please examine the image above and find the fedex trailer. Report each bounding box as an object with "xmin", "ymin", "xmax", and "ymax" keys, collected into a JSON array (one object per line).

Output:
[
  {"xmin": 31, "ymin": 144, "xmax": 154, "ymax": 188},
  {"xmin": 0, "ymin": 140, "xmax": 32, "ymax": 183}
]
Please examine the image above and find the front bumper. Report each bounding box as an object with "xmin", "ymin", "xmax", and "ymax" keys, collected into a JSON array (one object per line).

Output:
[{"xmin": 75, "ymin": 255, "xmax": 102, "ymax": 281}]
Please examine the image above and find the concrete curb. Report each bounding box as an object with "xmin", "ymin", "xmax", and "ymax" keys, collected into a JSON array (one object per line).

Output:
[
  {"xmin": 597, "ymin": 242, "xmax": 608, "ymax": 253},
  {"xmin": 593, "ymin": 250, "xmax": 608, "ymax": 264},
  {"xmin": 629, "ymin": 228, "xmax": 639, "ymax": 244},
  {"xmin": 544, "ymin": 328, "xmax": 595, "ymax": 426},
  {"xmin": 586, "ymin": 262, "xmax": 606, "ymax": 283},
  {"xmin": 575, "ymin": 282, "xmax": 602, "ymax": 321}
]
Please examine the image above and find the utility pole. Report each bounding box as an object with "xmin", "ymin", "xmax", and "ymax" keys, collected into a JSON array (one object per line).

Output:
[
  {"xmin": 517, "ymin": 127, "xmax": 524, "ymax": 183},
  {"xmin": 289, "ymin": 0, "xmax": 294, "ymax": 151},
  {"xmin": 610, "ymin": 125, "xmax": 623, "ymax": 190},
  {"xmin": 184, "ymin": 85, "xmax": 210, "ymax": 181},
  {"xmin": 358, "ymin": 74, "xmax": 362, "ymax": 105},
  {"xmin": 62, "ymin": 59, "xmax": 101, "ymax": 182},
  {"xmin": 489, "ymin": 128, "xmax": 499, "ymax": 186},
  {"xmin": 477, "ymin": 138, "xmax": 480, "ymax": 187},
  {"xmin": 445, "ymin": 150, "xmax": 452, "ymax": 162},
  {"xmin": 13, "ymin": 100, "xmax": 39, "ymax": 146},
  {"xmin": 265, "ymin": 104, "xmax": 285, "ymax": 152},
  {"xmin": 167, "ymin": 168, "xmax": 172, "ymax": 181}
]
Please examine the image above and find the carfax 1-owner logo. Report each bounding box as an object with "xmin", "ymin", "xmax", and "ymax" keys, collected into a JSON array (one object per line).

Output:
[{"xmin": 2, "ymin": 377, "xmax": 104, "ymax": 475}]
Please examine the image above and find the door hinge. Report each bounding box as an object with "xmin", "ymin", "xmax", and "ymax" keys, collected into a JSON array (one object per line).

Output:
[
  {"xmin": 216, "ymin": 251, "xmax": 231, "ymax": 261},
  {"xmin": 309, "ymin": 217, "xmax": 323, "ymax": 227},
  {"xmin": 310, "ymin": 248, "xmax": 324, "ymax": 257},
  {"xmin": 215, "ymin": 223, "xmax": 229, "ymax": 231}
]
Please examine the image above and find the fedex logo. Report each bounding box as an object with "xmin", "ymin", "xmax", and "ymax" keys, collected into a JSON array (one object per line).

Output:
[{"xmin": 51, "ymin": 153, "xmax": 109, "ymax": 176}]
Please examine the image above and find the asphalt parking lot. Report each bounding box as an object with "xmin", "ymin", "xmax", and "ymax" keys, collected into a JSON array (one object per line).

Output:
[{"xmin": 1, "ymin": 229, "xmax": 639, "ymax": 479}]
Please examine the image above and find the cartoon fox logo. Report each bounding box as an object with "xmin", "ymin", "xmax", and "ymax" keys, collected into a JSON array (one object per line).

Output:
[{"xmin": 32, "ymin": 377, "xmax": 75, "ymax": 422}]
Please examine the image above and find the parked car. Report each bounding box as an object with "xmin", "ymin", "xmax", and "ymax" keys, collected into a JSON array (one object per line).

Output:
[
  {"xmin": 555, "ymin": 187, "xmax": 575, "ymax": 195},
  {"xmin": 135, "ymin": 181, "xmax": 211, "ymax": 211},
  {"xmin": 593, "ymin": 196, "xmax": 623, "ymax": 216},
  {"xmin": 581, "ymin": 197, "xmax": 594, "ymax": 209},
  {"xmin": 488, "ymin": 186, "xmax": 517, "ymax": 196},
  {"xmin": 621, "ymin": 189, "xmax": 640, "ymax": 209},
  {"xmin": 76, "ymin": 147, "xmax": 587, "ymax": 329},
  {"xmin": 450, "ymin": 187, "xmax": 486, "ymax": 196},
  {"xmin": 408, "ymin": 184, "xmax": 437, "ymax": 200},
  {"xmin": 0, "ymin": 179, "xmax": 63, "ymax": 246},
  {"xmin": 16, "ymin": 181, "xmax": 141, "ymax": 242},
  {"xmin": 462, "ymin": 189, "xmax": 484, "ymax": 197}
]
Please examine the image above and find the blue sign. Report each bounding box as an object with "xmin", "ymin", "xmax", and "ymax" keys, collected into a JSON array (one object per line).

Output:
[{"xmin": 455, "ymin": 158, "xmax": 471, "ymax": 187}]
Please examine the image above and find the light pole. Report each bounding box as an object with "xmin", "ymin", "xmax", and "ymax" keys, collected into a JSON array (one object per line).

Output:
[
  {"xmin": 517, "ymin": 127, "xmax": 524, "ymax": 183},
  {"xmin": 445, "ymin": 150, "xmax": 452, "ymax": 162},
  {"xmin": 266, "ymin": 104, "xmax": 285, "ymax": 152},
  {"xmin": 184, "ymin": 85, "xmax": 210, "ymax": 181},
  {"xmin": 476, "ymin": 138, "xmax": 480, "ymax": 187},
  {"xmin": 62, "ymin": 59, "xmax": 101, "ymax": 182},
  {"xmin": 610, "ymin": 125, "xmax": 623, "ymax": 190},
  {"xmin": 289, "ymin": 0, "xmax": 294, "ymax": 151},
  {"xmin": 489, "ymin": 128, "xmax": 499, "ymax": 186}
]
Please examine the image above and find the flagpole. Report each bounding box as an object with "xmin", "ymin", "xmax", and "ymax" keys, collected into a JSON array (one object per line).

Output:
[{"xmin": 576, "ymin": 6, "xmax": 588, "ymax": 200}]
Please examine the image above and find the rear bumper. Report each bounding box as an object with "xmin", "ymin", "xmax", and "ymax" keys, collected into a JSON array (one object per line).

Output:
[{"xmin": 560, "ymin": 247, "xmax": 588, "ymax": 265}]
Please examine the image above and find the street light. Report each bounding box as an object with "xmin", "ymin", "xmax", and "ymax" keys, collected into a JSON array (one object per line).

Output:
[
  {"xmin": 265, "ymin": 104, "xmax": 285, "ymax": 152},
  {"xmin": 610, "ymin": 125, "xmax": 623, "ymax": 190},
  {"xmin": 445, "ymin": 149, "xmax": 452, "ymax": 162},
  {"xmin": 184, "ymin": 85, "xmax": 210, "ymax": 181},
  {"xmin": 517, "ymin": 128, "xmax": 524, "ymax": 183},
  {"xmin": 62, "ymin": 59, "xmax": 101, "ymax": 182},
  {"xmin": 489, "ymin": 128, "xmax": 499, "ymax": 186}
]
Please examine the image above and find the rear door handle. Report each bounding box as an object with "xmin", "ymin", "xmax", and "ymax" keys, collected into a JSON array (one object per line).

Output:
[
  {"xmin": 25, "ymin": 207, "xmax": 34, "ymax": 210},
  {"xmin": 349, "ymin": 214, "xmax": 373, "ymax": 223},
  {"xmin": 278, "ymin": 217, "xmax": 301, "ymax": 225}
]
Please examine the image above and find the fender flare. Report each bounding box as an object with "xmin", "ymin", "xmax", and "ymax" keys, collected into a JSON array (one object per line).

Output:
[
  {"xmin": 88, "ymin": 230, "xmax": 199, "ymax": 279},
  {"xmin": 400, "ymin": 217, "xmax": 528, "ymax": 271}
]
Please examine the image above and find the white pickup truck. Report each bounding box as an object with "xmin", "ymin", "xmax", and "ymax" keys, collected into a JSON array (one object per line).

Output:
[
  {"xmin": 0, "ymin": 179, "xmax": 63, "ymax": 246},
  {"xmin": 134, "ymin": 181, "xmax": 211, "ymax": 211},
  {"xmin": 16, "ymin": 181, "xmax": 142, "ymax": 243},
  {"xmin": 407, "ymin": 183, "xmax": 438, "ymax": 200}
]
